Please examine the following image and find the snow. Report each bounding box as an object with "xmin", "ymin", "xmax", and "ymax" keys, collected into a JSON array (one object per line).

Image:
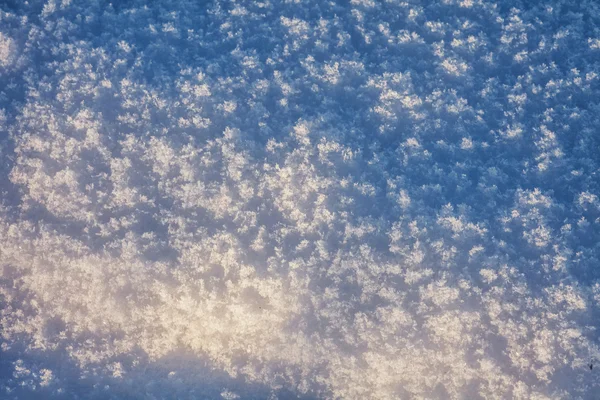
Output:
[{"xmin": 1, "ymin": 0, "xmax": 600, "ymax": 399}]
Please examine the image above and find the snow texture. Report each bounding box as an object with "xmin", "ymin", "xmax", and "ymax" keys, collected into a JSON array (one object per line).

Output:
[{"xmin": 1, "ymin": 0, "xmax": 600, "ymax": 399}]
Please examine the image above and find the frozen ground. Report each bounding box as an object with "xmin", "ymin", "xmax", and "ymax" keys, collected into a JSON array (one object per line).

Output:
[{"xmin": 1, "ymin": 0, "xmax": 600, "ymax": 399}]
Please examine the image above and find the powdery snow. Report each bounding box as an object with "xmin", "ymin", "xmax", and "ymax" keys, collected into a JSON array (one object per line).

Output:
[{"xmin": 1, "ymin": 0, "xmax": 600, "ymax": 399}]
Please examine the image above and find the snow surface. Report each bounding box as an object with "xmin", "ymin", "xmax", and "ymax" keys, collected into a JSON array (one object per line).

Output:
[{"xmin": 1, "ymin": 0, "xmax": 600, "ymax": 399}]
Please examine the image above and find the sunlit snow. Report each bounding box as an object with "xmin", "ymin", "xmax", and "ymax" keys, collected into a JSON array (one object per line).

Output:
[{"xmin": 1, "ymin": 0, "xmax": 600, "ymax": 399}]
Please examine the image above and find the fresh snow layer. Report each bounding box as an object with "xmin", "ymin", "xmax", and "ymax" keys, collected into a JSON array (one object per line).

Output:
[{"xmin": 1, "ymin": 0, "xmax": 600, "ymax": 399}]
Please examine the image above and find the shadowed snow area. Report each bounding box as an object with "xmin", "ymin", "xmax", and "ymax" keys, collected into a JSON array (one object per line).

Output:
[{"xmin": 2, "ymin": 0, "xmax": 600, "ymax": 398}]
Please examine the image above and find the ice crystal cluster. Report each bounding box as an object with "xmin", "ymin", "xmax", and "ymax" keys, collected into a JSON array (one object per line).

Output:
[{"xmin": 2, "ymin": 0, "xmax": 600, "ymax": 399}]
